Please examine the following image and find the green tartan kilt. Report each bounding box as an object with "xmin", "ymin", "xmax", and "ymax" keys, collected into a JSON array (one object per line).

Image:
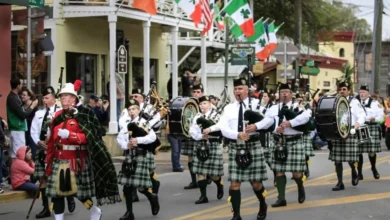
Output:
[
  {"xmin": 358, "ymin": 124, "xmax": 382, "ymax": 153},
  {"xmin": 228, "ymin": 141, "xmax": 268, "ymax": 182},
  {"xmin": 303, "ymin": 133, "xmax": 315, "ymax": 157},
  {"xmin": 270, "ymin": 137, "xmax": 306, "ymax": 172},
  {"xmin": 329, "ymin": 136, "xmax": 358, "ymax": 162},
  {"xmin": 263, "ymin": 133, "xmax": 272, "ymax": 166},
  {"xmin": 181, "ymin": 139, "xmax": 195, "ymax": 156},
  {"xmin": 32, "ymin": 150, "xmax": 46, "ymax": 180},
  {"xmin": 118, "ymin": 151, "xmax": 153, "ymax": 189},
  {"xmin": 46, "ymin": 158, "xmax": 95, "ymax": 200},
  {"xmin": 193, "ymin": 141, "xmax": 224, "ymax": 177}
]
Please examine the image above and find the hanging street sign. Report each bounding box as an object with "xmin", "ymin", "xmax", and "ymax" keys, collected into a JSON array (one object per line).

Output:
[
  {"xmin": 117, "ymin": 45, "xmax": 128, "ymax": 74},
  {"xmin": 231, "ymin": 47, "xmax": 255, "ymax": 66},
  {"xmin": 301, "ymin": 66, "xmax": 320, "ymax": 76},
  {"xmin": 29, "ymin": 0, "xmax": 45, "ymax": 7}
]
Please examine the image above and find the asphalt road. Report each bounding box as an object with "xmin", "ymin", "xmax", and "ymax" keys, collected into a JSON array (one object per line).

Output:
[{"xmin": 1, "ymin": 144, "xmax": 390, "ymax": 220}]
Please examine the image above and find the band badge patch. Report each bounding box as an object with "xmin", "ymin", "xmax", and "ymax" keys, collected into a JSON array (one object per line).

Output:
[{"xmin": 241, "ymin": 79, "xmax": 246, "ymax": 85}]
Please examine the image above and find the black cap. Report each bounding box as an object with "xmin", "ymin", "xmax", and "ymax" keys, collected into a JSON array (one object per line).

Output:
[
  {"xmin": 209, "ymin": 95, "xmax": 216, "ymax": 100},
  {"xmin": 279, "ymin": 83, "xmax": 290, "ymax": 91},
  {"xmin": 90, "ymin": 94, "xmax": 100, "ymax": 101},
  {"xmin": 295, "ymin": 93, "xmax": 302, "ymax": 99},
  {"xmin": 359, "ymin": 84, "xmax": 369, "ymax": 91},
  {"xmin": 198, "ymin": 96, "xmax": 210, "ymax": 103},
  {"xmin": 338, "ymin": 81, "xmax": 350, "ymax": 90},
  {"xmin": 193, "ymin": 84, "xmax": 204, "ymax": 91},
  {"xmin": 42, "ymin": 86, "xmax": 56, "ymax": 97},
  {"xmin": 129, "ymin": 99, "xmax": 140, "ymax": 107},
  {"xmin": 131, "ymin": 88, "xmax": 142, "ymax": 95},
  {"xmin": 233, "ymin": 78, "xmax": 247, "ymax": 87}
]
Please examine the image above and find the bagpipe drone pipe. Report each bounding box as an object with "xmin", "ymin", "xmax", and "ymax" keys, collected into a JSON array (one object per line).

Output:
[
  {"xmin": 196, "ymin": 117, "xmax": 222, "ymax": 137},
  {"xmin": 127, "ymin": 122, "xmax": 161, "ymax": 155}
]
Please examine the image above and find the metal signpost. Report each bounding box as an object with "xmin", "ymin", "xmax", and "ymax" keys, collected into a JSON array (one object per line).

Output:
[{"xmin": 117, "ymin": 45, "xmax": 128, "ymax": 74}]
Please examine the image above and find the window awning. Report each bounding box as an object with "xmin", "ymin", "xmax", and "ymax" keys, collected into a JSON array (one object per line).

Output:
[{"xmin": 196, "ymin": 63, "xmax": 247, "ymax": 77}]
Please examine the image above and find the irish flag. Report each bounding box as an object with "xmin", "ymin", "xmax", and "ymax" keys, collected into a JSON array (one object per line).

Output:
[
  {"xmin": 224, "ymin": 0, "xmax": 254, "ymax": 37},
  {"xmin": 133, "ymin": 0, "xmax": 157, "ymax": 15},
  {"xmin": 174, "ymin": 0, "xmax": 202, "ymax": 28},
  {"xmin": 266, "ymin": 23, "xmax": 278, "ymax": 55},
  {"xmin": 253, "ymin": 23, "xmax": 269, "ymax": 60}
]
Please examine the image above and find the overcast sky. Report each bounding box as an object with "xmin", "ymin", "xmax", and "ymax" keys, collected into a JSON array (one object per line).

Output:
[{"xmin": 339, "ymin": 0, "xmax": 390, "ymax": 39}]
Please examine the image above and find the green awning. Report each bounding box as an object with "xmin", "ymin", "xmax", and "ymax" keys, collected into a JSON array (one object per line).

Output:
[{"xmin": 0, "ymin": 0, "xmax": 29, "ymax": 6}]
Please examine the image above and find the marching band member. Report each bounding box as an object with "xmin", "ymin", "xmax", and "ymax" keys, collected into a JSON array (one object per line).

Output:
[
  {"xmin": 30, "ymin": 86, "xmax": 75, "ymax": 218},
  {"xmin": 328, "ymin": 82, "xmax": 365, "ymax": 191},
  {"xmin": 256, "ymin": 83, "xmax": 310, "ymax": 208},
  {"xmin": 182, "ymin": 84, "xmax": 205, "ymax": 190},
  {"xmin": 117, "ymin": 99, "xmax": 160, "ymax": 220},
  {"xmin": 205, "ymin": 78, "xmax": 268, "ymax": 220},
  {"xmin": 189, "ymin": 96, "xmax": 224, "ymax": 204},
  {"xmin": 43, "ymin": 81, "xmax": 120, "ymax": 220},
  {"xmin": 357, "ymin": 85, "xmax": 384, "ymax": 180}
]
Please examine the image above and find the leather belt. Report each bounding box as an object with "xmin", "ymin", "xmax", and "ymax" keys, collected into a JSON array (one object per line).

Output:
[
  {"xmin": 365, "ymin": 121, "xmax": 378, "ymax": 125},
  {"xmin": 60, "ymin": 145, "xmax": 87, "ymax": 150},
  {"xmin": 201, "ymin": 138, "xmax": 220, "ymax": 144},
  {"xmin": 226, "ymin": 135, "xmax": 260, "ymax": 144},
  {"xmin": 273, "ymin": 134, "xmax": 302, "ymax": 142}
]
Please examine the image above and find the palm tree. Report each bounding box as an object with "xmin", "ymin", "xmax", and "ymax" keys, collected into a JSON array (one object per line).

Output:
[{"xmin": 338, "ymin": 63, "xmax": 355, "ymax": 91}]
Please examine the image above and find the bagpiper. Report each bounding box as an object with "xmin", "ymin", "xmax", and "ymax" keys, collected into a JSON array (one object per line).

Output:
[
  {"xmin": 257, "ymin": 83, "xmax": 310, "ymax": 208},
  {"xmin": 30, "ymin": 86, "xmax": 75, "ymax": 218},
  {"xmin": 205, "ymin": 78, "xmax": 268, "ymax": 220},
  {"xmin": 328, "ymin": 81, "xmax": 365, "ymax": 191},
  {"xmin": 182, "ymin": 84, "xmax": 205, "ymax": 189},
  {"xmin": 43, "ymin": 81, "xmax": 121, "ymax": 220},
  {"xmin": 356, "ymin": 84, "xmax": 383, "ymax": 180},
  {"xmin": 189, "ymin": 95, "xmax": 224, "ymax": 204},
  {"xmin": 117, "ymin": 99, "xmax": 160, "ymax": 220}
]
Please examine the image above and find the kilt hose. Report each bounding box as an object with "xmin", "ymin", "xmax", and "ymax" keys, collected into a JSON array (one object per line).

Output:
[
  {"xmin": 329, "ymin": 136, "xmax": 359, "ymax": 162},
  {"xmin": 193, "ymin": 141, "xmax": 224, "ymax": 177},
  {"xmin": 303, "ymin": 133, "xmax": 315, "ymax": 157},
  {"xmin": 118, "ymin": 152, "xmax": 154, "ymax": 189},
  {"xmin": 46, "ymin": 158, "xmax": 95, "ymax": 200},
  {"xmin": 181, "ymin": 139, "xmax": 196, "ymax": 157},
  {"xmin": 33, "ymin": 150, "xmax": 46, "ymax": 180},
  {"xmin": 358, "ymin": 123, "xmax": 381, "ymax": 153},
  {"xmin": 228, "ymin": 140, "xmax": 268, "ymax": 182},
  {"xmin": 270, "ymin": 137, "xmax": 306, "ymax": 173}
]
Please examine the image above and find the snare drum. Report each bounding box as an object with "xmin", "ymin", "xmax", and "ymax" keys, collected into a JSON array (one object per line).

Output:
[
  {"xmin": 315, "ymin": 96, "xmax": 351, "ymax": 140},
  {"xmin": 168, "ymin": 97, "xmax": 200, "ymax": 139},
  {"xmin": 356, "ymin": 125, "xmax": 371, "ymax": 144}
]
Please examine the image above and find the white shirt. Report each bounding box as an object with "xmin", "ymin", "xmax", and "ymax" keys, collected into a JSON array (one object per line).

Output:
[
  {"xmin": 119, "ymin": 102, "xmax": 161, "ymax": 129},
  {"xmin": 189, "ymin": 109, "xmax": 217, "ymax": 141},
  {"xmin": 349, "ymin": 98, "xmax": 366, "ymax": 126},
  {"xmin": 361, "ymin": 98, "xmax": 384, "ymax": 123},
  {"xmin": 256, "ymin": 100, "xmax": 311, "ymax": 135},
  {"xmin": 116, "ymin": 116, "xmax": 157, "ymax": 150},
  {"xmin": 31, "ymin": 104, "xmax": 61, "ymax": 145},
  {"xmin": 210, "ymin": 97, "xmax": 261, "ymax": 140}
]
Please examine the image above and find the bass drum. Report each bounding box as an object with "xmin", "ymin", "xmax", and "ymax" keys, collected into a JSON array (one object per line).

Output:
[
  {"xmin": 169, "ymin": 97, "xmax": 200, "ymax": 139},
  {"xmin": 315, "ymin": 96, "xmax": 351, "ymax": 140}
]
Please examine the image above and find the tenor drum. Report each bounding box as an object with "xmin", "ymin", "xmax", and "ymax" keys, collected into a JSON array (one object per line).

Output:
[
  {"xmin": 169, "ymin": 97, "xmax": 200, "ymax": 139},
  {"xmin": 356, "ymin": 125, "xmax": 371, "ymax": 144},
  {"xmin": 315, "ymin": 96, "xmax": 351, "ymax": 140}
]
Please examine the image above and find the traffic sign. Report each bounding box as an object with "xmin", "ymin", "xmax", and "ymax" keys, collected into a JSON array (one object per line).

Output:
[
  {"xmin": 277, "ymin": 69, "xmax": 295, "ymax": 79},
  {"xmin": 117, "ymin": 45, "xmax": 128, "ymax": 74},
  {"xmin": 231, "ymin": 47, "xmax": 255, "ymax": 66}
]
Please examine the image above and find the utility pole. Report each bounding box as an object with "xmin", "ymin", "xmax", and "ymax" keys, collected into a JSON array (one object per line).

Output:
[
  {"xmin": 372, "ymin": 0, "xmax": 383, "ymax": 93},
  {"xmin": 294, "ymin": 0, "xmax": 302, "ymax": 90}
]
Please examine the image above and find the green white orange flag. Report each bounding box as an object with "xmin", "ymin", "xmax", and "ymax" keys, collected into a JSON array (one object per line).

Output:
[
  {"xmin": 174, "ymin": 0, "xmax": 202, "ymax": 28},
  {"xmin": 133, "ymin": 0, "xmax": 157, "ymax": 15},
  {"xmin": 213, "ymin": 3, "xmax": 224, "ymax": 30},
  {"xmin": 224, "ymin": 0, "xmax": 254, "ymax": 37},
  {"xmin": 253, "ymin": 23, "xmax": 269, "ymax": 60},
  {"xmin": 266, "ymin": 23, "xmax": 278, "ymax": 55}
]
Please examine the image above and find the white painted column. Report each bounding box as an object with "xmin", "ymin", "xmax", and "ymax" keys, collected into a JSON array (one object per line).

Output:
[
  {"xmin": 171, "ymin": 26, "xmax": 179, "ymax": 98},
  {"xmin": 201, "ymin": 36, "xmax": 207, "ymax": 94},
  {"xmin": 108, "ymin": 14, "xmax": 118, "ymax": 134},
  {"xmin": 143, "ymin": 21, "xmax": 151, "ymax": 93},
  {"xmin": 50, "ymin": 0, "xmax": 59, "ymax": 87}
]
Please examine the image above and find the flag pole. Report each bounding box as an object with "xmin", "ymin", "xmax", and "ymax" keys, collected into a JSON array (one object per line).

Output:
[{"xmin": 224, "ymin": 16, "xmax": 230, "ymax": 86}]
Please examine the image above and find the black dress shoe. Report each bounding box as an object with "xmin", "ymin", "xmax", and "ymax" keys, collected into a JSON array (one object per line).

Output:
[
  {"xmin": 149, "ymin": 194, "xmax": 160, "ymax": 215},
  {"xmin": 298, "ymin": 186, "xmax": 305, "ymax": 203},
  {"xmin": 332, "ymin": 182, "xmax": 345, "ymax": 191},
  {"xmin": 184, "ymin": 182, "xmax": 198, "ymax": 190},
  {"xmin": 153, "ymin": 180, "xmax": 160, "ymax": 194},
  {"xmin": 207, "ymin": 176, "xmax": 212, "ymax": 185},
  {"xmin": 372, "ymin": 168, "xmax": 380, "ymax": 179},
  {"xmin": 231, "ymin": 213, "xmax": 242, "ymax": 220},
  {"xmin": 195, "ymin": 196, "xmax": 209, "ymax": 204},
  {"xmin": 351, "ymin": 173, "xmax": 359, "ymax": 186},
  {"xmin": 358, "ymin": 173, "xmax": 364, "ymax": 180},
  {"xmin": 304, "ymin": 170, "xmax": 310, "ymax": 178},
  {"xmin": 217, "ymin": 184, "xmax": 224, "ymax": 200},
  {"xmin": 35, "ymin": 207, "xmax": 51, "ymax": 219},
  {"xmin": 172, "ymin": 167, "xmax": 184, "ymax": 172},
  {"xmin": 257, "ymin": 204, "xmax": 268, "ymax": 220},
  {"xmin": 67, "ymin": 197, "xmax": 76, "ymax": 213},
  {"xmin": 119, "ymin": 211, "xmax": 135, "ymax": 220},
  {"xmin": 132, "ymin": 193, "xmax": 139, "ymax": 202},
  {"xmin": 271, "ymin": 199, "xmax": 287, "ymax": 208}
]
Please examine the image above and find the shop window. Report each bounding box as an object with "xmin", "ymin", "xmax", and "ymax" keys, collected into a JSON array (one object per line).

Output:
[
  {"xmin": 66, "ymin": 52, "xmax": 97, "ymax": 101},
  {"xmin": 132, "ymin": 57, "xmax": 158, "ymax": 93},
  {"xmin": 339, "ymin": 48, "xmax": 345, "ymax": 57}
]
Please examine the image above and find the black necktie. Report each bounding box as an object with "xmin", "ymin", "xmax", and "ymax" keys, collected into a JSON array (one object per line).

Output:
[
  {"xmin": 362, "ymin": 101, "xmax": 365, "ymax": 106},
  {"xmin": 238, "ymin": 102, "xmax": 244, "ymax": 132}
]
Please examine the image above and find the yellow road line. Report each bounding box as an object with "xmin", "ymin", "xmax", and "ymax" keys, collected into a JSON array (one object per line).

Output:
[
  {"xmin": 199, "ymin": 192, "xmax": 390, "ymax": 219},
  {"xmin": 171, "ymin": 155, "xmax": 390, "ymax": 220}
]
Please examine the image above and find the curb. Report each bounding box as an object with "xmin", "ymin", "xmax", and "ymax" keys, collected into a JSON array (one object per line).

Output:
[{"xmin": 0, "ymin": 190, "xmax": 32, "ymax": 203}]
